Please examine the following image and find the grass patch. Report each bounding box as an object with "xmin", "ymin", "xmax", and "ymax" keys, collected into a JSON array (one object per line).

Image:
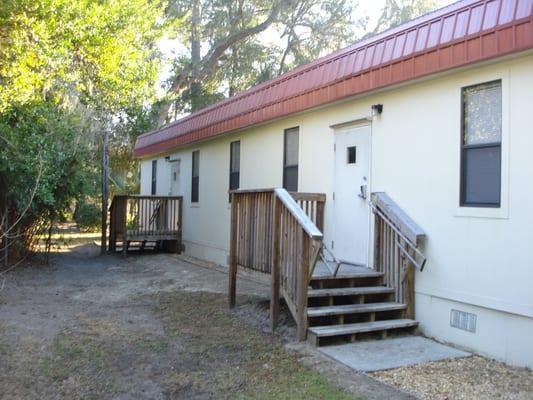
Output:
[
  {"xmin": 40, "ymin": 331, "xmax": 125, "ymax": 398},
  {"xmin": 136, "ymin": 338, "xmax": 169, "ymax": 354},
  {"xmin": 157, "ymin": 291, "xmax": 360, "ymax": 399}
]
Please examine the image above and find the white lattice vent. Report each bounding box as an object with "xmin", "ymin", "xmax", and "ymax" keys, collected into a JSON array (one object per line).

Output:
[{"xmin": 450, "ymin": 309, "xmax": 477, "ymax": 333}]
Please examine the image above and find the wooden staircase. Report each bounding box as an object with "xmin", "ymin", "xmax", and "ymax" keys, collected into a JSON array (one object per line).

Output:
[
  {"xmin": 306, "ymin": 270, "xmax": 418, "ymax": 346},
  {"xmin": 228, "ymin": 189, "xmax": 426, "ymax": 344}
]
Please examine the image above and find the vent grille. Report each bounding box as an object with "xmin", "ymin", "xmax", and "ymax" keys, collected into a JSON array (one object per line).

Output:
[{"xmin": 450, "ymin": 309, "xmax": 477, "ymax": 333}]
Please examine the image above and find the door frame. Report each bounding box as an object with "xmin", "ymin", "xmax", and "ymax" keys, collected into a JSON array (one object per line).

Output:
[{"xmin": 332, "ymin": 120, "xmax": 373, "ymax": 268}]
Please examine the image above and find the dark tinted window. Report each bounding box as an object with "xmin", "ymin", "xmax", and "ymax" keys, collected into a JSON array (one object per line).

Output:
[
  {"xmin": 191, "ymin": 151, "xmax": 199, "ymax": 203},
  {"xmin": 283, "ymin": 127, "xmax": 299, "ymax": 192},
  {"xmin": 151, "ymin": 160, "xmax": 157, "ymax": 195},
  {"xmin": 229, "ymin": 141, "xmax": 240, "ymax": 201},
  {"xmin": 347, "ymin": 146, "xmax": 356, "ymax": 164},
  {"xmin": 460, "ymin": 80, "xmax": 502, "ymax": 207}
]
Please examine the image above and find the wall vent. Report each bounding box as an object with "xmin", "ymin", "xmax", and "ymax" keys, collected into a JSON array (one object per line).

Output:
[{"xmin": 450, "ymin": 309, "xmax": 477, "ymax": 333}]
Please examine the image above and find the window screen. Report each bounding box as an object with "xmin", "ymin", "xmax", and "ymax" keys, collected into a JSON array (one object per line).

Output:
[
  {"xmin": 229, "ymin": 141, "xmax": 240, "ymax": 201},
  {"xmin": 283, "ymin": 127, "xmax": 299, "ymax": 192},
  {"xmin": 460, "ymin": 80, "xmax": 502, "ymax": 207},
  {"xmin": 191, "ymin": 151, "xmax": 200, "ymax": 203},
  {"xmin": 151, "ymin": 160, "xmax": 157, "ymax": 195}
]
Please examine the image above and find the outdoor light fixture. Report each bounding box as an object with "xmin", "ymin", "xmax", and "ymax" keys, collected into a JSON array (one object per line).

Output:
[
  {"xmin": 165, "ymin": 156, "xmax": 170, "ymax": 161},
  {"xmin": 371, "ymin": 104, "xmax": 383, "ymax": 115}
]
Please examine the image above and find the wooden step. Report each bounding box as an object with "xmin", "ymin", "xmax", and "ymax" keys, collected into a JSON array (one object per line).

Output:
[
  {"xmin": 307, "ymin": 302, "xmax": 406, "ymax": 318},
  {"xmin": 308, "ymin": 319, "xmax": 418, "ymax": 344},
  {"xmin": 307, "ymin": 286, "xmax": 394, "ymax": 298},
  {"xmin": 310, "ymin": 271, "xmax": 384, "ymax": 281}
]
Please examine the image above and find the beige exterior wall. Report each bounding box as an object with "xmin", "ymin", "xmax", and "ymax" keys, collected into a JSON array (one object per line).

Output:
[{"xmin": 140, "ymin": 53, "xmax": 533, "ymax": 368}]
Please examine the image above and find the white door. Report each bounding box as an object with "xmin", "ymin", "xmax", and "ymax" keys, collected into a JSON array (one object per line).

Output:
[
  {"xmin": 333, "ymin": 124, "xmax": 371, "ymax": 267},
  {"xmin": 169, "ymin": 160, "xmax": 181, "ymax": 195}
]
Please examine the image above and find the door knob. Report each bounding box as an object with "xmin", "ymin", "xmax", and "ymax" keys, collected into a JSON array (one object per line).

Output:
[{"xmin": 358, "ymin": 184, "xmax": 367, "ymax": 200}]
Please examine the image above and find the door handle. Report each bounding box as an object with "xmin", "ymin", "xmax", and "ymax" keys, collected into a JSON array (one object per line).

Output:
[{"xmin": 358, "ymin": 184, "xmax": 367, "ymax": 200}]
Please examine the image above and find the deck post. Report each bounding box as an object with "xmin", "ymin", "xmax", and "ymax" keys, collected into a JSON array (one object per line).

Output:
[
  {"xmin": 229, "ymin": 193, "xmax": 238, "ymax": 308},
  {"xmin": 122, "ymin": 197, "xmax": 128, "ymax": 256},
  {"xmin": 373, "ymin": 213, "xmax": 381, "ymax": 272},
  {"xmin": 270, "ymin": 197, "xmax": 281, "ymax": 331},
  {"xmin": 406, "ymin": 247, "xmax": 416, "ymax": 319},
  {"xmin": 296, "ymin": 233, "xmax": 310, "ymax": 341},
  {"xmin": 316, "ymin": 200, "xmax": 325, "ymax": 232},
  {"xmin": 177, "ymin": 197, "xmax": 183, "ymax": 253}
]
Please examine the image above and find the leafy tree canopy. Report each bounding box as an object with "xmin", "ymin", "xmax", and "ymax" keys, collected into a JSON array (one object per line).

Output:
[{"xmin": 0, "ymin": 0, "xmax": 167, "ymax": 259}]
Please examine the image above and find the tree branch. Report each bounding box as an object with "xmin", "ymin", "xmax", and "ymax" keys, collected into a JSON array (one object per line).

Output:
[{"xmin": 199, "ymin": 0, "xmax": 286, "ymax": 79}]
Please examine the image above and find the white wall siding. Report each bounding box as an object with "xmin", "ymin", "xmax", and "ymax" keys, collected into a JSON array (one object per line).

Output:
[{"xmin": 138, "ymin": 53, "xmax": 533, "ymax": 367}]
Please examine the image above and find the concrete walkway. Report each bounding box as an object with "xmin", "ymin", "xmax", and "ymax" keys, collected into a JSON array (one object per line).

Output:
[{"xmin": 319, "ymin": 336, "xmax": 471, "ymax": 372}]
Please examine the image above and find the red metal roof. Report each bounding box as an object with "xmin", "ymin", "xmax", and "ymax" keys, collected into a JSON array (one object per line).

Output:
[{"xmin": 135, "ymin": 0, "xmax": 533, "ymax": 157}]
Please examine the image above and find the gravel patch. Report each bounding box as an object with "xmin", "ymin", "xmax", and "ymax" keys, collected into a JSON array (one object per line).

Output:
[{"xmin": 370, "ymin": 355, "xmax": 533, "ymax": 400}]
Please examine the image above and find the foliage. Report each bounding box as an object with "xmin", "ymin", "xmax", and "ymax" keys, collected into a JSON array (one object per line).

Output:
[
  {"xmin": 0, "ymin": 0, "xmax": 166, "ymax": 191},
  {"xmin": 0, "ymin": 0, "xmax": 167, "ymax": 261},
  {"xmin": 0, "ymin": 0, "xmax": 165, "ymax": 113},
  {"xmin": 0, "ymin": 102, "xmax": 94, "ymax": 253},
  {"xmin": 370, "ymin": 0, "xmax": 439, "ymax": 36},
  {"xmin": 74, "ymin": 201, "xmax": 101, "ymax": 232}
]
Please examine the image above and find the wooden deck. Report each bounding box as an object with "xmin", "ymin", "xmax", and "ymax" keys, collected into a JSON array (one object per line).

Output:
[{"xmin": 109, "ymin": 195, "xmax": 183, "ymax": 254}]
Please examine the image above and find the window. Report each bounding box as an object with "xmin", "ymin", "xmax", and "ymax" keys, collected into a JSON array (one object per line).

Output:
[
  {"xmin": 229, "ymin": 141, "xmax": 240, "ymax": 201},
  {"xmin": 151, "ymin": 160, "xmax": 157, "ymax": 195},
  {"xmin": 283, "ymin": 127, "xmax": 299, "ymax": 192},
  {"xmin": 460, "ymin": 80, "xmax": 502, "ymax": 207},
  {"xmin": 191, "ymin": 150, "xmax": 200, "ymax": 203},
  {"xmin": 347, "ymin": 146, "xmax": 356, "ymax": 164}
]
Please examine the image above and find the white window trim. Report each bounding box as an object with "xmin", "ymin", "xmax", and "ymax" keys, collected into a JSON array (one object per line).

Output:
[{"xmin": 455, "ymin": 70, "xmax": 510, "ymax": 220}]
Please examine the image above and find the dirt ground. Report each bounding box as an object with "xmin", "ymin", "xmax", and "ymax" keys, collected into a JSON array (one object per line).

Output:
[{"xmin": 0, "ymin": 241, "xmax": 409, "ymax": 400}]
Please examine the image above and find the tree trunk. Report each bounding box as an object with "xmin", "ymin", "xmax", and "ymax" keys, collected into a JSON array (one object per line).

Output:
[
  {"xmin": 101, "ymin": 128, "xmax": 109, "ymax": 255},
  {"xmin": 190, "ymin": 0, "xmax": 202, "ymax": 112}
]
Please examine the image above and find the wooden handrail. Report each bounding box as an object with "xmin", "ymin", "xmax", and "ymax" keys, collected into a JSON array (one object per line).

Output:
[
  {"xmin": 274, "ymin": 189, "xmax": 323, "ymax": 240},
  {"xmin": 370, "ymin": 192, "xmax": 426, "ymax": 319},
  {"xmin": 371, "ymin": 192, "xmax": 425, "ymax": 245}
]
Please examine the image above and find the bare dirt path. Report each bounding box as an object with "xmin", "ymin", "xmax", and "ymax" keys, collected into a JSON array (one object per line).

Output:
[{"xmin": 0, "ymin": 243, "xmax": 410, "ymax": 400}]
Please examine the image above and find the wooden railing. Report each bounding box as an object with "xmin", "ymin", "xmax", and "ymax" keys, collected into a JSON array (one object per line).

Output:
[
  {"xmin": 371, "ymin": 192, "xmax": 426, "ymax": 319},
  {"xmin": 227, "ymin": 189, "xmax": 325, "ymax": 275},
  {"xmin": 228, "ymin": 188, "xmax": 325, "ymax": 340},
  {"xmin": 109, "ymin": 195, "xmax": 183, "ymax": 254}
]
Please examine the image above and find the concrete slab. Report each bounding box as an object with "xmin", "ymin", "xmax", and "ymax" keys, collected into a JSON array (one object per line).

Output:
[{"xmin": 319, "ymin": 336, "xmax": 471, "ymax": 372}]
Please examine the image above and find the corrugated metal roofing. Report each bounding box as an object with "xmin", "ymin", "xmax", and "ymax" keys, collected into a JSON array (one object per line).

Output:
[{"xmin": 135, "ymin": 0, "xmax": 533, "ymax": 157}]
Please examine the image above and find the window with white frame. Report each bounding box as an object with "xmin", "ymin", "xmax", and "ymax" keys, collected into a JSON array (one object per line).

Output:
[
  {"xmin": 460, "ymin": 80, "xmax": 502, "ymax": 208},
  {"xmin": 283, "ymin": 127, "xmax": 299, "ymax": 192}
]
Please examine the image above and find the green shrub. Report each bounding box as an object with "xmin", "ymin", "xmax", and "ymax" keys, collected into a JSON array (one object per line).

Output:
[{"xmin": 74, "ymin": 202, "xmax": 101, "ymax": 232}]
